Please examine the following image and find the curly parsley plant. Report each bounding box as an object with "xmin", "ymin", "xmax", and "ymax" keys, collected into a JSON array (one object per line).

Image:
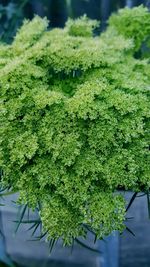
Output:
[{"xmin": 0, "ymin": 6, "xmax": 150, "ymax": 245}]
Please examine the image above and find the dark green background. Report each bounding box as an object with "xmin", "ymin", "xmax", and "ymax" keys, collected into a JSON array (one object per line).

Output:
[{"xmin": 0, "ymin": 0, "xmax": 148, "ymax": 43}]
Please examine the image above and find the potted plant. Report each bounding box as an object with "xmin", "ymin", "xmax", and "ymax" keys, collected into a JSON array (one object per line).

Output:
[{"xmin": 0, "ymin": 5, "xmax": 150, "ymax": 266}]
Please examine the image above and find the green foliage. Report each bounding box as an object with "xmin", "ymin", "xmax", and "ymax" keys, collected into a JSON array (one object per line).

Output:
[
  {"xmin": 13, "ymin": 16, "xmax": 49, "ymax": 54},
  {"xmin": 109, "ymin": 5, "xmax": 150, "ymax": 52},
  {"xmin": 0, "ymin": 8, "xmax": 150, "ymax": 246},
  {"xmin": 66, "ymin": 14, "xmax": 99, "ymax": 37}
]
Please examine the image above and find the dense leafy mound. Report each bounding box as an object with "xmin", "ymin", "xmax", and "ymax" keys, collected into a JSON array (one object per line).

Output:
[
  {"xmin": 0, "ymin": 6, "xmax": 150, "ymax": 245},
  {"xmin": 109, "ymin": 5, "xmax": 150, "ymax": 52}
]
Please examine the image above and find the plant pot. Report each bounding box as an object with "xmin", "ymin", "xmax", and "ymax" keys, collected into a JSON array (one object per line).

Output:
[
  {"xmin": 0, "ymin": 194, "xmax": 119, "ymax": 267},
  {"xmin": 120, "ymin": 191, "xmax": 150, "ymax": 267}
]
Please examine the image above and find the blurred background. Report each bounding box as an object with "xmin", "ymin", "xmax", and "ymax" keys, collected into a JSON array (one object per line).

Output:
[{"xmin": 0, "ymin": 0, "xmax": 149, "ymax": 43}]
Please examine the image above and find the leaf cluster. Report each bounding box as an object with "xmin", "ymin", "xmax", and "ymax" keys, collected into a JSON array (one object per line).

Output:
[{"xmin": 0, "ymin": 6, "xmax": 150, "ymax": 245}]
